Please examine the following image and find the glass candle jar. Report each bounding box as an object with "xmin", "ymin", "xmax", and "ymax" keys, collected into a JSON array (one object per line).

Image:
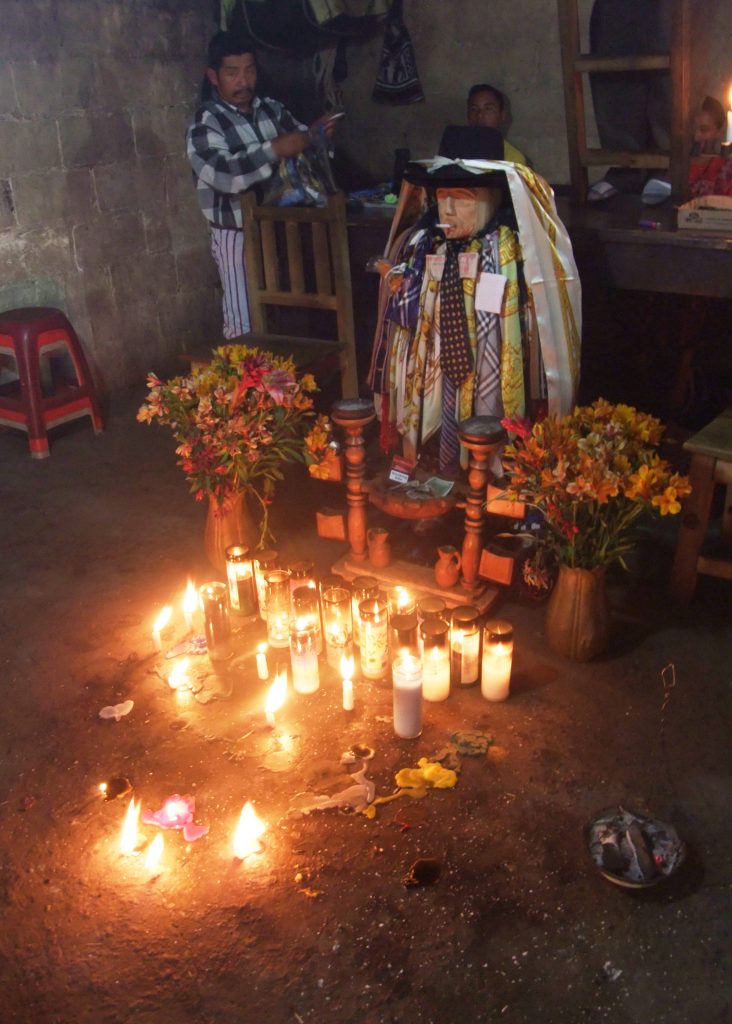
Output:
[
  {"xmin": 289, "ymin": 617, "xmax": 320, "ymax": 694},
  {"xmin": 481, "ymin": 619, "xmax": 513, "ymax": 702},
  {"xmin": 322, "ymin": 585, "xmax": 353, "ymax": 670},
  {"xmin": 264, "ymin": 569, "xmax": 291, "ymax": 648},
  {"xmin": 288, "ymin": 560, "xmax": 316, "ymax": 597},
  {"xmin": 450, "ymin": 605, "xmax": 481, "ymax": 687},
  {"xmin": 389, "ymin": 612, "xmax": 419, "ymax": 660},
  {"xmin": 225, "ymin": 545, "xmax": 257, "ymax": 618},
  {"xmin": 418, "ymin": 595, "xmax": 447, "ymax": 624},
  {"xmin": 392, "ymin": 653, "xmax": 423, "ymax": 739},
  {"xmin": 253, "ymin": 549, "xmax": 278, "ymax": 621},
  {"xmin": 420, "ymin": 618, "xmax": 451, "ymax": 702},
  {"xmin": 351, "ymin": 575, "xmax": 378, "ymax": 649},
  {"xmin": 291, "ymin": 585, "xmax": 323, "ymax": 655},
  {"xmin": 358, "ymin": 597, "xmax": 389, "ymax": 681},
  {"xmin": 385, "ymin": 585, "xmax": 416, "ymax": 617},
  {"xmin": 199, "ymin": 582, "xmax": 232, "ymax": 661}
]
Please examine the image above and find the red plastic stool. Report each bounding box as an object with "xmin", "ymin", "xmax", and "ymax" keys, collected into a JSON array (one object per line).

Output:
[{"xmin": 0, "ymin": 307, "xmax": 103, "ymax": 458}]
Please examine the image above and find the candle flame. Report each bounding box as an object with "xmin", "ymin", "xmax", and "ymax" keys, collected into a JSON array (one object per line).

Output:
[
  {"xmin": 396, "ymin": 586, "xmax": 410, "ymax": 610},
  {"xmin": 153, "ymin": 606, "xmax": 172, "ymax": 634},
  {"xmin": 340, "ymin": 654, "xmax": 354, "ymax": 680},
  {"xmin": 257, "ymin": 641, "xmax": 268, "ymax": 655},
  {"xmin": 144, "ymin": 833, "xmax": 164, "ymax": 874},
  {"xmin": 168, "ymin": 657, "xmax": 191, "ymax": 690},
  {"xmin": 119, "ymin": 797, "xmax": 140, "ymax": 855},
  {"xmin": 183, "ymin": 579, "xmax": 197, "ymax": 615},
  {"xmin": 265, "ymin": 671, "xmax": 287, "ymax": 715},
  {"xmin": 233, "ymin": 801, "xmax": 266, "ymax": 859}
]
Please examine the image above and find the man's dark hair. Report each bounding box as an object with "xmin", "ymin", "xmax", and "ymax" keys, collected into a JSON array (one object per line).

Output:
[
  {"xmin": 207, "ymin": 30, "xmax": 257, "ymax": 71},
  {"xmin": 467, "ymin": 83, "xmax": 505, "ymax": 112},
  {"xmin": 701, "ymin": 95, "xmax": 725, "ymax": 131}
]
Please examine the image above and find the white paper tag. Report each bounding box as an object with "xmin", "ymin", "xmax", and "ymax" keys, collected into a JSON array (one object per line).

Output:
[
  {"xmin": 425, "ymin": 254, "xmax": 445, "ymax": 281},
  {"xmin": 475, "ymin": 272, "xmax": 507, "ymax": 313},
  {"xmin": 458, "ymin": 251, "xmax": 480, "ymax": 279}
]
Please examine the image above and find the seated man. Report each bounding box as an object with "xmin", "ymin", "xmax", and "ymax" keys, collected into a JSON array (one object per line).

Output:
[
  {"xmin": 367, "ymin": 126, "xmax": 580, "ymax": 473},
  {"xmin": 466, "ymin": 83, "xmax": 527, "ymax": 165}
]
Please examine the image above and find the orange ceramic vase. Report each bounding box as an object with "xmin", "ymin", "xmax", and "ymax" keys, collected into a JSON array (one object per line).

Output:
[
  {"xmin": 544, "ymin": 564, "xmax": 609, "ymax": 661},
  {"xmin": 434, "ymin": 545, "xmax": 462, "ymax": 588},
  {"xmin": 204, "ymin": 491, "xmax": 257, "ymax": 573}
]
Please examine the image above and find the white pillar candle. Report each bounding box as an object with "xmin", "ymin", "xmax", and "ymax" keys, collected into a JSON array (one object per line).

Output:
[
  {"xmin": 422, "ymin": 644, "xmax": 451, "ymax": 702},
  {"xmin": 290, "ymin": 619, "xmax": 320, "ymax": 694},
  {"xmin": 256, "ymin": 643, "xmax": 269, "ymax": 681},
  {"xmin": 392, "ymin": 653, "xmax": 423, "ymax": 739},
  {"xmin": 727, "ymin": 88, "xmax": 732, "ymax": 143},
  {"xmin": 481, "ymin": 620, "xmax": 513, "ymax": 702},
  {"xmin": 342, "ymin": 677, "xmax": 354, "ymax": 711}
]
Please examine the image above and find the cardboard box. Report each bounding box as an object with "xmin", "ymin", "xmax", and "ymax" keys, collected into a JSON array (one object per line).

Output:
[{"xmin": 677, "ymin": 196, "xmax": 732, "ymax": 234}]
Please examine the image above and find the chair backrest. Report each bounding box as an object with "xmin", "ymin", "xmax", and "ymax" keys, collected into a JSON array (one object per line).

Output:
[{"xmin": 241, "ymin": 190, "xmax": 358, "ymax": 397}]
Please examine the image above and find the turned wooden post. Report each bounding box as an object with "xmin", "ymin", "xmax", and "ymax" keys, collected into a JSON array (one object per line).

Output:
[
  {"xmin": 458, "ymin": 416, "xmax": 507, "ymax": 593},
  {"xmin": 331, "ymin": 398, "xmax": 376, "ymax": 562}
]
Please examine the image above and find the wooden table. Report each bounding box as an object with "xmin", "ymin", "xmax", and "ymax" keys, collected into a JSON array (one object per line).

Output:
[{"xmin": 556, "ymin": 194, "xmax": 732, "ymax": 300}]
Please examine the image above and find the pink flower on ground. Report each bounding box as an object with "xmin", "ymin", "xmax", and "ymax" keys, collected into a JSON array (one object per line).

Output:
[{"xmin": 141, "ymin": 793, "xmax": 210, "ymax": 842}]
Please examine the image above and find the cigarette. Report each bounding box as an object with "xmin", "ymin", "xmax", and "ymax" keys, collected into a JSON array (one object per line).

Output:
[{"xmin": 435, "ymin": 223, "xmax": 453, "ymax": 229}]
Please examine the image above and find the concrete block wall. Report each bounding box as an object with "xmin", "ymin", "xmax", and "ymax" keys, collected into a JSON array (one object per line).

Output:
[
  {"xmin": 0, "ymin": 0, "xmax": 219, "ymax": 393},
  {"xmin": 335, "ymin": 0, "xmax": 732, "ymax": 186}
]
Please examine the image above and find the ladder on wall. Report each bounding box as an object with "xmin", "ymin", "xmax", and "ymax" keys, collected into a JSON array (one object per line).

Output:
[{"xmin": 557, "ymin": 0, "xmax": 690, "ymax": 201}]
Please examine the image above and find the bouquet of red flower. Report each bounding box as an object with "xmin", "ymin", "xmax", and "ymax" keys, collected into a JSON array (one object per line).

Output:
[
  {"xmin": 137, "ymin": 345, "xmax": 317, "ymax": 545},
  {"xmin": 502, "ymin": 399, "xmax": 691, "ymax": 570}
]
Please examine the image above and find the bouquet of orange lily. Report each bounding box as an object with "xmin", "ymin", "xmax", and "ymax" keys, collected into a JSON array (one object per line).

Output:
[
  {"xmin": 137, "ymin": 345, "xmax": 317, "ymax": 546},
  {"xmin": 502, "ymin": 399, "xmax": 692, "ymax": 570}
]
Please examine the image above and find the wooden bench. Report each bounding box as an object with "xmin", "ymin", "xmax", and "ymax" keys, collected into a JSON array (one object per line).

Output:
[{"xmin": 670, "ymin": 407, "xmax": 732, "ymax": 602}]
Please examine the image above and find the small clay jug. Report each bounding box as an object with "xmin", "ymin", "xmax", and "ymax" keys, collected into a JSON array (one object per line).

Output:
[
  {"xmin": 435, "ymin": 545, "xmax": 461, "ymax": 588},
  {"xmin": 367, "ymin": 527, "xmax": 392, "ymax": 568}
]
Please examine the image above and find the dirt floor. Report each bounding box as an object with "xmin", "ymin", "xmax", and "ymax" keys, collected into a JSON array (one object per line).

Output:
[{"xmin": 1, "ymin": 393, "xmax": 732, "ymax": 1024}]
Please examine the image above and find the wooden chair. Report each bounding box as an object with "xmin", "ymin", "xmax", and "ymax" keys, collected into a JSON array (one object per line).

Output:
[
  {"xmin": 670, "ymin": 407, "xmax": 732, "ymax": 602},
  {"xmin": 241, "ymin": 190, "xmax": 358, "ymax": 398}
]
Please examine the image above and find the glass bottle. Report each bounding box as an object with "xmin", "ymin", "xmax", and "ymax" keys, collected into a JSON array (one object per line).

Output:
[{"xmin": 199, "ymin": 581, "xmax": 232, "ymax": 661}]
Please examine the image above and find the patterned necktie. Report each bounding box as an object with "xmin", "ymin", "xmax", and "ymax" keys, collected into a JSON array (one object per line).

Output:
[{"xmin": 439, "ymin": 240, "xmax": 473, "ymax": 386}]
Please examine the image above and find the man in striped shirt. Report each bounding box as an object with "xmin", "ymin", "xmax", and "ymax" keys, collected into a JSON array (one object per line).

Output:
[{"xmin": 186, "ymin": 32, "xmax": 331, "ymax": 338}]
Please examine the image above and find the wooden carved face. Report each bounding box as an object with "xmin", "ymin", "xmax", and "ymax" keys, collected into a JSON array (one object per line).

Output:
[{"xmin": 436, "ymin": 187, "xmax": 502, "ymax": 239}]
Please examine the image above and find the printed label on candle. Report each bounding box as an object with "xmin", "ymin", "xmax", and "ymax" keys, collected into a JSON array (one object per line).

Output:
[
  {"xmin": 453, "ymin": 633, "xmax": 480, "ymax": 685},
  {"xmin": 361, "ymin": 623, "xmax": 388, "ymax": 679}
]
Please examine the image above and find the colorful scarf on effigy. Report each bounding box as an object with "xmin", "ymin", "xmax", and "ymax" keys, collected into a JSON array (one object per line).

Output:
[{"xmin": 368, "ymin": 162, "xmax": 581, "ymax": 457}]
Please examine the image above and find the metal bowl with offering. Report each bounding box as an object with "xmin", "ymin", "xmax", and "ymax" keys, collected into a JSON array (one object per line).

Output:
[{"xmin": 586, "ymin": 806, "xmax": 686, "ymax": 889}]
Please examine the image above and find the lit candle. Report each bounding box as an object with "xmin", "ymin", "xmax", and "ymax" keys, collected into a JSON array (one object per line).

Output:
[
  {"xmin": 386, "ymin": 585, "xmax": 415, "ymax": 616},
  {"xmin": 322, "ymin": 585, "xmax": 353, "ymax": 669},
  {"xmin": 359, "ymin": 597, "xmax": 389, "ymax": 681},
  {"xmin": 256, "ymin": 642, "xmax": 269, "ymax": 681},
  {"xmin": 233, "ymin": 801, "xmax": 266, "ymax": 859},
  {"xmin": 392, "ymin": 653, "xmax": 423, "ymax": 739},
  {"xmin": 341, "ymin": 654, "xmax": 355, "ymax": 711},
  {"xmin": 727, "ymin": 87, "xmax": 732, "ymax": 144},
  {"xmin": 450, "ymin": 605, "xmax": 481, "ymax": 688},
  {"xmin": 481, "ymin": 620, "xmax": 513, "ymax": 702},
  {"xmin": 421, "ymin": 618, "xmax": 451, "ymax": 702},
  {"xmin": 289, "ymin": 617, "xmax": 320, "ymax": 694},
  {"xmin": 264, "ymin": 570, "xmax": 291, "ymax": 648},
  {"xmin": 265, "ymin": 670, "xmax": 287, "ymax": 727},
  {"xmin": 152, "ymin": 606, "xmax": 172, "ymax": 652},
  {"xmin": 182, "ymin": 579, "xmax": 197, "ymax": 633},
  {"xmin": 119, "ymin": 797, "xmax": 140, "ymax": 855},
  {"xmin": 167, "ymin": 657, "xmax": 191, "ymax": 690},
  {"xmin": 225, "ymin": 545, "xmax": 257, "ymax": 617},
  {"xmin": 144, "ymin": 833, "xmax": 164, "ymax": 876}
]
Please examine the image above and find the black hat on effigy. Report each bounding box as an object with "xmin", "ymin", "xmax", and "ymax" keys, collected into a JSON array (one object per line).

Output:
[{"xmin": 403, "ymin": 125, "xmax": 505, "ymax": 188}]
